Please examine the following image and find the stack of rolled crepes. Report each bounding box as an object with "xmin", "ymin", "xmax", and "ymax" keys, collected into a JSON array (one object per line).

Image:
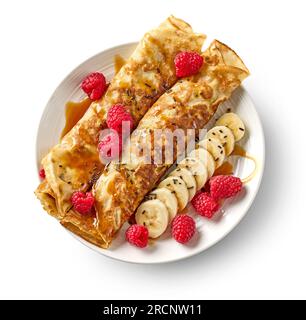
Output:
[{"xmin": 35, "ymin": 16, "xmax": 249, "ymax": 248}]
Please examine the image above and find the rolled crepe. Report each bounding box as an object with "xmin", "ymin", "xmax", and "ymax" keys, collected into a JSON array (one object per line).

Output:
[
  {"xmin": 35, "ymin": 16, "xmax": 205, "ymax": 221},
  {"xmin": 91, "ymin": 40, "xmax": 250, "ymax": 248}
]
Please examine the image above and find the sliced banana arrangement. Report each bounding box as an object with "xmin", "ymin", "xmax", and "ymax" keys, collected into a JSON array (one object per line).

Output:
[
  {"xmin": 189, "ymin": 148, "xmax": 215, "ymax": 178},
  {"xmin": 178, "ymin": 157, "xmax": 208, "ymax": 190},
  {"xmin": 158, "ymin": 176, "xmax": 189, "ymax": 211},
  {"xmin": 169, "ymin": 167, "xmax": 197, "ymax": 200},
  {"xmin": 198, "ymin": 137, "xmax": 225, "ymax": 168},
  {"xmin": 216, "ymin": 112, "xmax": 245, "ymax": 141},
  {"xmin": 135, "ymin": 112, "xmax": 245, "ymax": 239},
  {"xmin": 146, "ymin": 188, "xmax": 178, "ymax": 221},
  {"xmin": 135, "ymin": 199, "xmax": 169, "ymax": 238},
  {"xmin": 206, "ymin": 126, "xmax": 235, "ymax": 156}
]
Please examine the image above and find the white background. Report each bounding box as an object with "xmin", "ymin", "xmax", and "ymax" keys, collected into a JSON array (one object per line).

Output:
[{"xmin": 0, "ymin": 0, "xmax": 305, "ymax": 299}]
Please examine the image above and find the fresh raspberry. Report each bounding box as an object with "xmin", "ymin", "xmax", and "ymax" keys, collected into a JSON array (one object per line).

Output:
[
  {"xmin": 71, "ymin": 191, "xmax": 95, "ymax": 215},
  {"xmin": 172, "ymin": 214, "xmax": 196, "ymax": 244},
  {"xmin": 81, "ymin": 72, "xmax": 107, "ymax": 100},
  {"xmin": 126, "ymin": 224, "xmax": 149, "ymax": 248},
  {"xmin": 98, "ymin": 130, "xmax": 122, "ymax": 162},
  {"xmin": 191, "ymin": 192, "xmax": 219, "ymax": 219},
  {"xmin": 39, "ymin": 168, "xmax": 45, "ymax": 179},
  {"xmin": 174, "ymin": 51, "xmax": 204, "ymax": 78},
  {"xmin": 106, "ymin": 104, "xmax": 134, "ymax": 134},
  {"xmin": 209, "ymin": 175, "xmax": 243, "ymax": 200}
]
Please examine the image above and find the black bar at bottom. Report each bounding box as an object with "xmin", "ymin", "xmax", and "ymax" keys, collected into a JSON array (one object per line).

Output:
[{"xmin": 0, "ymin": 300, "xmax": 305, "ymax": 319}]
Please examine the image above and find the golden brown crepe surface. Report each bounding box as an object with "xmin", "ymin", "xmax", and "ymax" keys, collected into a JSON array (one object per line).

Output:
[
  {"xmin": 35, "ymin": 16, "xmax": 205, "ymax": 221},
  {"xmin": 92, "ymin": 40, "xmax": 250, "ymax": 248}
]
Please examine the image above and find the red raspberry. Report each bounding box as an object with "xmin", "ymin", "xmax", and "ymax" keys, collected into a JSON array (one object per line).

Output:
[
  {"xmin": 126, "ymin": 224, "xmax": 149, "ymax": 248},
  {"xmin": 191, "ymin": 192, "xmax": 219, "ymax": 219},
  {"xmin": 81, "ymin": 72, "xmax": 107, "ymax": 100},
  {"xmin": 39, "ymin": 168, "xmax": 45, "ymax": 179},
  {"xmin": 209, "ymin": 175, "xmax": 243, "ymax": 200},
  {"xmin": 98, "ymin": 131, "xmax": 122, "ymax": 162},
  {"xmin": 106, "ymin": 104, "xmax": 134, "ymax": 134},
  {"xmin": 71, "ymin": 191, "xmax": 95, "ymax": 215},
  {"xmin": 174, "ymin": 51, "xmax": 204, "ymax": 78},
  {"xmin": 172, "ymin": 214, "xmax": 196, "ymax": 244}
]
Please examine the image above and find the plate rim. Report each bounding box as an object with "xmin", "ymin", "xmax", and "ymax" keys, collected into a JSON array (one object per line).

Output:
[{"xmin": 36, "ymin": 42, "xmax": 265, "ymax": 264}]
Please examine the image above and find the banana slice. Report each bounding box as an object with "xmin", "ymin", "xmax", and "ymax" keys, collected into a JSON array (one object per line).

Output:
[
  {"xmin": 198, "ymin": 138, "xmax": 225, "ymax": 168},
  {"xmin": 206, "ymin": 126, "xmax": 235, "ymax": 156},
  {"xmin": 216, "ymin": 112, "xmax": 245, "ymax": 141},
  {"xmin": 146, "ymin": 188, "xmax": 178, "ymax": 221},
  {"xmin": 170, "ymin": 167, "xmax": 197, "ymax": 201},
  {"xmin": 178, "ymin": 157, "xmax": 208, "ymax": 190},
  {"xmin": 189, "ymin": 148, "xmax": 215, "ymax": 178},
  {"xmin": 158, "ymin": 176, "xmax": 189, "ymax": 211},
  {"xmin": 135, "ymin": 199, "xmax": 169, "ymax": 238}
]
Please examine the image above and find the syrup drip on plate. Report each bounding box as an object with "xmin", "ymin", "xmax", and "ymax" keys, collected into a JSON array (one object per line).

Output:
[
  {"xmin": 114, "ymin": 54, "xmax": 126, "ymax": 75},
  {"xmin": 61, "ymin": 56, "xmax": 123, "ymax": 140},
  {"xmin": 213, "ymin": 161, "xmax": 233, "ymax": 176},
  {"xmin": 61, "ymin": 98, "xmax": 92, "ymax": 138},
  {"xmin": 230, "ymin": 145, "xmax": 258, "ymax": 184}
]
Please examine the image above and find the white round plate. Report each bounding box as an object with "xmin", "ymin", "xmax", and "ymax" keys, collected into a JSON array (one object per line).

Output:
[{"xmin": 36, "ymin": 42, "xmax": 265, "ymax": 264}]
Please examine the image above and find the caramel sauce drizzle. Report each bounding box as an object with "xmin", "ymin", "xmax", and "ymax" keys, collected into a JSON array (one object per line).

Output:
[
  {"xmin": 60, "ymin": 98, "xmax": 92, "ymax": 139},
  {"xmin": 231, "ymin": 144, "xmax": 246, "ymax": 157},
  {"xmin": 230, "ymin": 145, "xmax": 258, "ymax": 184},
  {"xmin": 213, "ymin": 161, "xmax": 233, "ymax": 176},
  {"xmin": 60, "ymin": 54, "xmax": 126, "ymax": 140},
  {"xmin": 114, "ymin": 54, "xmax": 126, "ymax": 75}
]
